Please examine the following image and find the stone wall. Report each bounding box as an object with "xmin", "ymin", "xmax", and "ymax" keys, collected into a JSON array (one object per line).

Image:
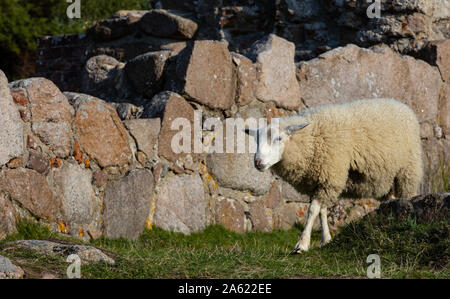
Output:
[
  {"xmin": 36, "ymin": 1, "xmax": 449, "ymax": 90},
  {"xmin": 1, "ymin": 2, "xmax": 449, "ymax": 240},
  {"xmin": 36, "ymin": 34, "xmax": 88, "ymax": 92}
]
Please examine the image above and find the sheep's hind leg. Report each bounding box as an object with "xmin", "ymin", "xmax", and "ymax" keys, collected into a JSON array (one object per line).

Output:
[
  {"xmin": 320, "ymin": 206, "xmax": 332, "ymax": 247},
  {"xmin": 293, "ymin": 199, "xmax": 321, "ymax": 253}
]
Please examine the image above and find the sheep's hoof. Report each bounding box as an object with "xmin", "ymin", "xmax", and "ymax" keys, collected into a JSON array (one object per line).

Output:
[{"xmin": 289, "ymin": 248, "xmax": 305, "ymax": 255}]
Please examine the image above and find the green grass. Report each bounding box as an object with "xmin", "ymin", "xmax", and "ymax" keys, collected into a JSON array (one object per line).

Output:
[{"xmin": 1, "ymin": 213, "xmax": 448, "ymax": 279}]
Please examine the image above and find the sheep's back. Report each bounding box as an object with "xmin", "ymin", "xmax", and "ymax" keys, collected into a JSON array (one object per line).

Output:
[{"xmin": 279, "ymin": 98, "xmax": 422, "ymax": 199}]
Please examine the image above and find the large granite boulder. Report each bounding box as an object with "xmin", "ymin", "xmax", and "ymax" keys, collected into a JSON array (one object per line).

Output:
[{"xmin": 0, "ymin": 70, "xmax": 23, "ymax": 166}]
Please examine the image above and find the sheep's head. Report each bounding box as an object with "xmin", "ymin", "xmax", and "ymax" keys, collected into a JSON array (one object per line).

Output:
[{"xmin": 245, "ymin": 120, "xmax": 309, "ymax": 171}]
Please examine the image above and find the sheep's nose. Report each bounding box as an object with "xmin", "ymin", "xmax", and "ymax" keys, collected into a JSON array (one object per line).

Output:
[{"xmin": 255, "ymin": 158, "xmax": 263, "ymax": 170}]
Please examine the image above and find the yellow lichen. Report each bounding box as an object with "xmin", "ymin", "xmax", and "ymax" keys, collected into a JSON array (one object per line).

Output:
[
  {"xmin": 57, "ymin": 220, "xmax": 69, "ymax": 234},
  {"xmin": 84, "ymin": 158, "xmax": 90, "ymax": 168}
]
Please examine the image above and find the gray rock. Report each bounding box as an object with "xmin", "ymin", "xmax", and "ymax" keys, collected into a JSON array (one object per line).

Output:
[
  {"xmin": 111, "ymin": 102, "xmax": 144, "ymax": 120},
  {"xmin": 90, "ymin": 16, "xmax": 140, "ymax": 41},
  {"xmin": 125, "ymin": 51, "xmax": 171, "ymax": 98},
  {"xmin": 5, "ymin": 240, "xmax": 114, "ymax": 265},
  {"xmin": 52, "ymin": 163, "xmax": 100, "ymax": 238},
  {"xmin": 104, "ymin": 169, "xmax": 154, "ymax": 239},
  {"xmin": 248, "ymin": 34, "xmax": 302, "ymax": 110},
  {"xmin": 171, "ymin": 40, "xmax": 236, "ymax": 110},
  {"xmin": 0, "ymin": 255, "xmax": 24, "ymax": 279},
  {"xmin": 231, "ymin": 52, "xmax": 257, "ymax": 107},
  {"xmin": 157, "ymin": 93, "xmax": 195, "ymax": 163},
  {"xmin": 153, "ymin": 174, "xmax": 206, "ymax": 234},
  {"xmin": 206, "ymin": 153, "xmax": 273, "ymax": 196},
  {"xmin": 0, "ymin": 70, "xmax": 24, "ymax": 167},
  {"xmin": 296, "ymin": 44, "xmax": 442, "ymax": 123},
  {"xmin": 0, "ymin": 168, "xmax": 58, "ymax": 221},
  {"xmin": 142, "ymin": 91, "xmax": 176, "ymax": 119},
  {"xmin": 379, "ymin": 193, "xmax": 450, "ymax": 222},
  {"xmin": 124, "ymin": 118, "xmax": 161, "ymax": 159},
  {"xmin": 0, "ymin": 194, "xmax": 16, "ymax": 240},
  {"xmin": 9, "ymin": 77, "xmax": 74, "ymax": 158},
  {"xmin": 249, "ymin": 200, "xmax": 273, "ymax": 232},
  {"xmin": 70, "ymin": 93, "xmax": 133, "ymax": 168},
  {"xmin": 31, "ymin": 122, "xmax": 72, "ymax": 158},
  {"xmin": 281, "ymin": 0, "xmax": 322, "ymax": 22},
  {"xmin": 140, "ymin": 9, "xmax": 198, "ymax": 39},
  {"xmin": 81, "ymin": 55, "xmax": 121, "ymax": 99},
  {"xmin": 273, "ymin": 202, "xmax": 302, "ymax": 230},
  {"xmin": 215, "ymin": 197, "xmax": 247, "ymax": 234}
]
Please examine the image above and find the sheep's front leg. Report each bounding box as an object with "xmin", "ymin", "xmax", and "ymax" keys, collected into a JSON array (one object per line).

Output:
[
  {"xmin": 320, "ymin": 206, "xmax": 332, "ymax": 246},
  {"xmin": 293, "ymin": 199, "xmax": 321, "ymax": 253}
]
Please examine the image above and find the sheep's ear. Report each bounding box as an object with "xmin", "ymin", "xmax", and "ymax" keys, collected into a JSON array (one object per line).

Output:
[
  {"xmin": 285, "ymin": 123, "xmax": 309, "ymax": 135},
  {"xmin": 244, "ymin": 128, "xmax": 258, "ymax": 137}
]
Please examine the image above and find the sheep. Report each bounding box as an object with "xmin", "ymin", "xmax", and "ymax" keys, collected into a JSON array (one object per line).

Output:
[{"xmin": 245, "ymin": 98, "xmax": 423, "ymax": 252}]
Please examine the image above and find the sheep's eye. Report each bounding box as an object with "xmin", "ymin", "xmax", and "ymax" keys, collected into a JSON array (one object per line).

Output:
[{"xmin": 274, "ymin": 136, "xmax": 282, "ymax": 143}]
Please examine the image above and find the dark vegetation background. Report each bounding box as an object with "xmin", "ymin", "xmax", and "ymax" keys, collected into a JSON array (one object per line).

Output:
[{"xmin": 0, "ymin": 0, "xmax": 151, "ymax": 80}]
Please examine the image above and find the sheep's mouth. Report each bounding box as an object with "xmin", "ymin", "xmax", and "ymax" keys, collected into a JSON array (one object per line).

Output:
[{"xmin": 256, "ymin": 164, "xmax": 270, "ymax": 172}]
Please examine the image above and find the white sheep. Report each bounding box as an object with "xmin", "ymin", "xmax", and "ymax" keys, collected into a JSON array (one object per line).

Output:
[{"xmin": 246, "ymin": 98, "xmax": 423, "ymax": 252}]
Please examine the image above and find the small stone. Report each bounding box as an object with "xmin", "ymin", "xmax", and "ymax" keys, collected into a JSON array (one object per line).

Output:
[
  {"xmin": 136, "ymin": 151, "xmax": 147, "ymax": 165},
  {"xmin": 26, "ymin": 151, "xmax": 49, "ymax": 175},
  {"xmin": 6, "ymin": 157, "xmax": 23, "ymax": 169},
  {"xmin": 10, "ymin": 89, "xmax": 30, "ymax": 121},
  {"xmin": 170, "ymin": 164, "xmax": 185, "ymax": 174},
  {"xmin": 0, "ymin": 255, "xmax": 24, "ymax": 279},
  {"xmin": 26, "ymin": 135, "xmax": 39, "ymax": 150},
  {"xmin": 93, "ymin": 170, "xmax": 108, "ymax": 187}
]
